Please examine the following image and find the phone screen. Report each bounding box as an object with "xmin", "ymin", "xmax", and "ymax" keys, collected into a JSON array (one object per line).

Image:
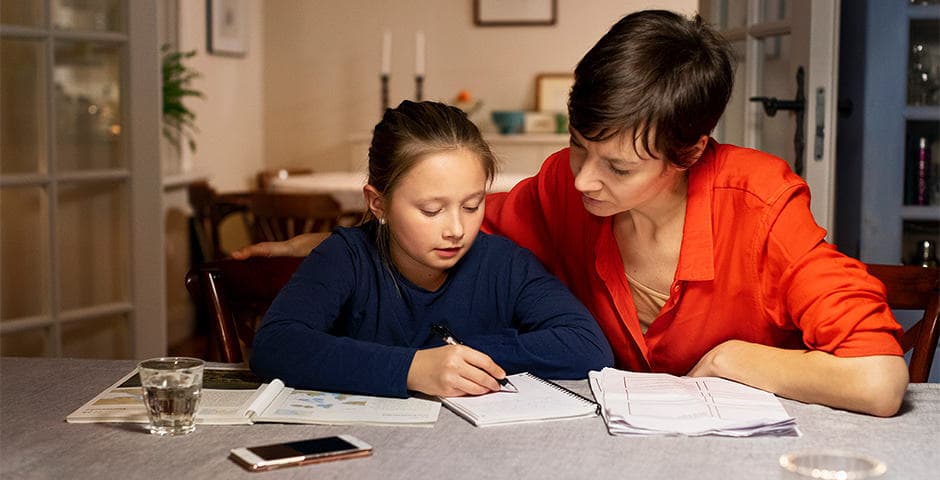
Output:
[{"xmin": 248, "ymin": 436, "xmax": 359, "ymax": 460}]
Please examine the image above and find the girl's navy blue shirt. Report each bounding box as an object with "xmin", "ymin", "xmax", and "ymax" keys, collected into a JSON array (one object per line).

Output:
[{"xmin": 250, "ymin": 222, "xmax": 613, "ymax": 398}]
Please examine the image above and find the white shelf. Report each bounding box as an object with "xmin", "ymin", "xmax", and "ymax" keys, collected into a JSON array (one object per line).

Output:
[
  {"xmin": 901, "ymin": 205, "xmax": 940, "ymax": 221},
  {"xmin": 347, "ymin": 133, "xmax": 567, "ymax": 174},
  {"xmin": 904, "ymin": 106, "xmax": 940, "ymax": 121},
  {"xmin": 485, "ymin": 133, "xmax": 569, "ymax": 145},
  {"xmin": 347, "ymin": 132, "xmax": 568, "ymax": 145},
  {"xmin": 907, "ymin": 4, "xmax": 940, "ymax": 20}
]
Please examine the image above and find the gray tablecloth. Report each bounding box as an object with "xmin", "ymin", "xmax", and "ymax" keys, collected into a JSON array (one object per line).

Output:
[{"xmin": 1, "ymin": 357, "xmax": 937, "ymax": 479}]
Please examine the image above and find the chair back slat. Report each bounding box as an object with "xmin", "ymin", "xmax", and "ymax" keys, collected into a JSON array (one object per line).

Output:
[
  {"xmin": 248, "ymin": 192, "xmax": 343, "ymax": 243},
  {"xmin": 185, "ymin": 256, "xmax": 304, "ymax": 363},
  {"xmin": 866, "ymin": 264, "xmax": 940, "ymax": 383},
  {"xmin": 187, "ymin": 181, "xmax": 250, "ymax": 261}
]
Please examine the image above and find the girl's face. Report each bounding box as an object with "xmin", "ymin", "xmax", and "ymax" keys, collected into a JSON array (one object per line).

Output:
[
  {"xmin": 568, "ymin": 128, "xmax": 687, "ymax": 217},
  {"xmin": 380, "ymin": 148, "xmax": 487, "ymax": 290}
]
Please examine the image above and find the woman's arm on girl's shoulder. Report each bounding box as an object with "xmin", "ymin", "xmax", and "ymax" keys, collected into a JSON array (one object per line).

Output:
[{"xmin": 231, "ymin": 232, "xmax": 329, "ymax": 259}]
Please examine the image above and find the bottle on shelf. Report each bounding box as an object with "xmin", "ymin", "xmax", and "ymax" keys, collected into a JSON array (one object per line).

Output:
[
  {"xmin": 932, "ymin": 137, "xmax": 940, "ymax": 205},
  {"xmin": 916, "ymin": 136, "xmax": 931, "ymax": 205},
  {"xmin": 915, "ymin": 239, "xmax": 939, "ymax": 267}
]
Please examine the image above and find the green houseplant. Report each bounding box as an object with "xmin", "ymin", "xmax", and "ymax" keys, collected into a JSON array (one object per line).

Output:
[{"xmin": 162, "ymin": 44, "xmax": 204, "ymax": 152}]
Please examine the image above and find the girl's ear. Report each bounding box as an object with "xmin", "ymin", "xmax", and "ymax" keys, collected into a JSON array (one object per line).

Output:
[{"xmin": 363, "ymin": 184, "xmax": 386, "ymax": 220}]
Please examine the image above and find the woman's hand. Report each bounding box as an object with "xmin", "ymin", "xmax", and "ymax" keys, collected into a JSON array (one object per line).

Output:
[
  {"xmin": 687, "ymin": 339, "xmax": 909, "ymax": 417},
  {"xmin": 407, "ymin": 345, "xmax": 506, "ymax": 397},
  {"xmin": 230, "ymin": 232, "xmax": 329, "ymax": 259}
]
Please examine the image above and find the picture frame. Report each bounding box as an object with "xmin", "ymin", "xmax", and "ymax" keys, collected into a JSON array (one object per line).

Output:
[
  {"xmin": 474, "ymin": 0, "xmax": 557, "ymax": 27},
  {"xmin": 535, "ymin": 73, "xmax": 574, "ymax": 112},
  {"xmin": 207, "ymin": 0, "xmax": 248, "ymax": 57}
]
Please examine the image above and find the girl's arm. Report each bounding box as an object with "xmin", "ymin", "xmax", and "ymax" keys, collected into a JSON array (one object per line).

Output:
[
  {"xmin": 461, "ymin": 245, "xmax": 614, "ymax": 379},
  {"xmin": 250, "ymin": 232, "xmax": 511, "ymax": 398},
  {"xmin": 250, "ymin": 235, "xmax": 418, "ymax": 398}
]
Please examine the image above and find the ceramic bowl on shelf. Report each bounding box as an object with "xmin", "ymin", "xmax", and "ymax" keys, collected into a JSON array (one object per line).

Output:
[{"xmin": 491, "ymin": 110, "xmax": 525, "ymax": 134}]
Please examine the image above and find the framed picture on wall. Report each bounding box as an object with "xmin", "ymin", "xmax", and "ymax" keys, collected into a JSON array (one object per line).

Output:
[
  {"xmin": 536, "ymin": 73, "xmax": 574, "ymax": 112},
  {"xmin": 207, "ymin": 0, "xmax": 248, "ymax": 56},
  {"xmin": 474, "ymin": 0, "xmax": 557, "ymax": 27}
]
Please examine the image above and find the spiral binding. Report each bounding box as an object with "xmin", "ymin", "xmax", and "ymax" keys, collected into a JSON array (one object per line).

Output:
[{"xmin": 524, "ymin": 373, "xmax": 601, "ymax": 414}]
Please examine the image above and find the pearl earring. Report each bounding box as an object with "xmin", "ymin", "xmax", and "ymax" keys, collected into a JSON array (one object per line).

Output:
[{"xmin": 379, "ymin": 218, "xmax": 386, "ymax": 225}]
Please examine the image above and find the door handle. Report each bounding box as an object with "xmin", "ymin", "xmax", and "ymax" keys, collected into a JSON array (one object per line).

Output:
[
  {"xmin": 748, "ymin": 96, "xmax": 805, "ymax": 116},
  {"xmin": 747, "ymin": 67, "xmax": 807, "ymax": 176},
  {"xmin": 748, "ymin": 66, "xmax": 806, "ymax": 116}
]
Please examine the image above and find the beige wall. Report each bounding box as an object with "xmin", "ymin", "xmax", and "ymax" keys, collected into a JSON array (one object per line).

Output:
[
  {"xmin": 261, "ymin": 0, "xmax": 696, "ymax": 173},
  {"xmin": 163, "ymin": 1, "xmax": 695, "ymax": 351},
  {"xmin": 176, "ymin": 1, "xmax": 697, "ymax": 181},
  {"xmin": 177, "ymin": 0, "xmax": 266, "ymax": 191}
]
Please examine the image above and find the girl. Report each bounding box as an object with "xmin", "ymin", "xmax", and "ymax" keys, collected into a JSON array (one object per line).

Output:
[{"xmin": 250, "ymin": 101, "xmax": 614, "ymax": 398}]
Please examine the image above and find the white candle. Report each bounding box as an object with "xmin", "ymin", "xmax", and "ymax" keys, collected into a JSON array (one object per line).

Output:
[
  {"xmin": 415, "ymin": 31, "xmax": 425, "ymax": 76},
  {"xmin": 381, "ymin": 30, "xmax": 392, "ymax": 75}
]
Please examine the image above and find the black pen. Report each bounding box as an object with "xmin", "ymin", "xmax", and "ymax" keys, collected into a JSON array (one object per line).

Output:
[{"xmin": 430, "ymin": 324, "xmax": 518, "ymax": 393}]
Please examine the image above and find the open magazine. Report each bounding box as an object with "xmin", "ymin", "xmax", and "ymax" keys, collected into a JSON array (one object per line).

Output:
[{"xmin": 66, "ymin": 366, "xmax": 440, "ymax": 427}]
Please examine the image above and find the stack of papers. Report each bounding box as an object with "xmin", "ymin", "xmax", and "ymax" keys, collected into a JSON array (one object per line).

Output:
[{"xmin": 589, "ymin": 368, "xmax": 799, "ymax": 437}]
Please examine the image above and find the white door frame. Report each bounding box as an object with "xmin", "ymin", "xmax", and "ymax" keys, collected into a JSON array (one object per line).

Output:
[
  {"xmin": 703, "ymin": 0, "xmax": 840, "ymax": 238},
  {"xmin": 129, "ymin": 1, "xmax": 166, "ymax": 358}
]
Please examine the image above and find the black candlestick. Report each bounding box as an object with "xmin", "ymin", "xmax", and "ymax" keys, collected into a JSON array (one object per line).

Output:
[
  {"xmin": 381, "ymin": 74, "xmax": 389, "ymax": 112},
  {"xmin": 415, "ymin": 75, "xmax": 424, "ymax": 101}
]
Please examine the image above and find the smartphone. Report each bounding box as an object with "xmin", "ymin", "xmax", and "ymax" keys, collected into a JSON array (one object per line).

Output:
[{"xmin": 229, "ymin": 435, "xmax": 373, "ymax": 472}]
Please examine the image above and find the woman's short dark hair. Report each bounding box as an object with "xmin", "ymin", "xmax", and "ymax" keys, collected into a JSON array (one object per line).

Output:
[
  {"xmin": 568, "ymin": 10, "xmax": 734, "ymax": 167},
  {"xmin": 366, "ymin": 100, "xmax": 497, "ymax": 259}
]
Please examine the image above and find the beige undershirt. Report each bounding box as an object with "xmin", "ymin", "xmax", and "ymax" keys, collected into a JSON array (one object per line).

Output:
[{"xmin": 624, "ymin": 271, "xmax": 670, "ymax": 334}]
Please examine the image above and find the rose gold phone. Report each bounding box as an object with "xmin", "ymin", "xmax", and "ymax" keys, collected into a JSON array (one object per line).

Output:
[{"xmin": 229, "ymin": 435, "xmax": 372, "ymax": 472}]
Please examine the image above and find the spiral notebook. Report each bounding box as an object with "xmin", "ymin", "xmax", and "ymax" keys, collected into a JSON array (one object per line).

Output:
[{"xmin": 440, "ymin": 372, "xmax": 599, "ymax": 427}]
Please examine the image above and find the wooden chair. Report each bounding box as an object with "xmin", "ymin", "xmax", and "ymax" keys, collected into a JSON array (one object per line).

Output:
[
  {"xmin": 187, "ymin": 180, "xmax": 250, "ymax": 261},
  {"xmin": 246, "ymin": 191, "xmax": 343, "ymax": 242},
  {"xmin": 866, "ymin": 264, "xmax": 940, "ymax": 382},
  {"xmin": 185, "ymin": 256, "xmax": 305, "ymax": 363},
  {"xmin": 256, "ymin": 168, "xmax": 314, "ymax": 191}
]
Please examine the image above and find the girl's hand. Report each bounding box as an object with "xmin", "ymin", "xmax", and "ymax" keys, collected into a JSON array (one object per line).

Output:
[{"xmin": 406, "ymin": 345, "xmax": 507, "ymax": 397}]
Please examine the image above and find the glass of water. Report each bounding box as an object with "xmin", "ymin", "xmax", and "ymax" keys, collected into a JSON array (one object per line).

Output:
[{"xmin": 138, "ymin": 357, "xmax": 205, "ymax": 436}]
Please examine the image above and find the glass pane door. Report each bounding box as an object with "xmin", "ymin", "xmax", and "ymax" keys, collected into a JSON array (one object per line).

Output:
[{"xmin": 1, "ymin": 0, "xmax": 163, "ymax": 359}]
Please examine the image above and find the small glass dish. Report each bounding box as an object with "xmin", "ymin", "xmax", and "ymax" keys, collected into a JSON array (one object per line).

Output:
[{"xmin": 779, "ymin": 450, "xmax": 886, "ymax": 479}]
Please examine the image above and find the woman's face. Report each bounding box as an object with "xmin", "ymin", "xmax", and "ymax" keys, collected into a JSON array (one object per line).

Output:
[
  {"xmin": 383, "ymin": 148, "xmax": 487, "ymax": 289},
  {"xmin": 568, "ymin": 128, "xmax": 687, "ymax": 217}
]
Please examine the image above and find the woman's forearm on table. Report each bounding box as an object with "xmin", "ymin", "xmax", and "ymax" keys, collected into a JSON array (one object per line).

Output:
[{"xmin": 688, "ymin": 340, "xmax": 909, "ymax": 417}]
